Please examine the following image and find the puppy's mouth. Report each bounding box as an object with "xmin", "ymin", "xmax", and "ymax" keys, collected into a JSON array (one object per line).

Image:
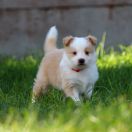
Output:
[
  {"xmin": 78, "ymin": 63, "xmax": 85, "ymax": 66},
  {"xmin": 77, "ymin": 63, "xmax": 87, "ymax": 68}
]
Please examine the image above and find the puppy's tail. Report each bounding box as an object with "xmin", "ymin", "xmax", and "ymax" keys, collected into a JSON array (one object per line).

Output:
[{"xmin": 44, "ymin": 26, "xmax": 58, "ymax": 53}]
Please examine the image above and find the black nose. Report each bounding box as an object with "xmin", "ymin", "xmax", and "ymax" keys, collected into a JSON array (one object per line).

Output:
[{"xmin": 78, "ymin": 58, "xmax": 85, "ymax": 64}]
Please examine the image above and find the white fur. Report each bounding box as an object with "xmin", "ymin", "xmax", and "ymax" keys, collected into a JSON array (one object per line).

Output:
[
  {"xmin": 60, "ymin": 55, "xmax": 98, "ymax": 93},
  {"xmin": 46, "ymin": 26, "xmax": 58, "ymax": 39},
  {"xmin": 60, "ymin": 37, "xmax": 99, "ymax": 101},
  {"xmin": 44, "ymin": 26, "xmax": 58, "ymax": 53}
]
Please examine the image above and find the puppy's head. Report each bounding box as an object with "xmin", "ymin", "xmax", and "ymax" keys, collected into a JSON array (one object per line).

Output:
[{"xmin": 63, "ymin": 35, "xmax": 97, "ymax": 69}]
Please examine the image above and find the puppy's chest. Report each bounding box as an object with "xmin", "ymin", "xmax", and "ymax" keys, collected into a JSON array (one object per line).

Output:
[
  {"xmin": 61, "ymin": 69, "xmax": 96, "ymax": 91},
  {"xmin": 71, "ymin": 71, "xmax": 93, "ymax": 86}
]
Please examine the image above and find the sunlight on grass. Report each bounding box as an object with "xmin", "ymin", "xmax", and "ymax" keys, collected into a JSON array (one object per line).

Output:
[{"xmin": 0, "ymin": 44, "xmax": 132, "ymax": 131}]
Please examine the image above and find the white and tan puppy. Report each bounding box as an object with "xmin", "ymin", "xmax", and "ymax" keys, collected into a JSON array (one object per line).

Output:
[{"xmin": 32, "ymin": 26, "xmax": 99, "ymax": 103}]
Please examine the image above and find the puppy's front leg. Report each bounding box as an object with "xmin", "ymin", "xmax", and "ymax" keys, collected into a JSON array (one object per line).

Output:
[
  {"xmin": 64, "ymin": 88, "xmax": 80, "ymax": 103},
  {"xmin": 63, "ymin": 81, "xmax": 81, "ymax": 104},
  {"xmin": 85, "ymin": 84, "xmax": 94, "ymax": 99}
]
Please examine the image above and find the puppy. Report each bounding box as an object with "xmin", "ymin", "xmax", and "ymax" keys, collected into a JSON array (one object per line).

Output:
[{"xmin": 32, "ymin": 26, "xmax": 99, "ymax": 103}]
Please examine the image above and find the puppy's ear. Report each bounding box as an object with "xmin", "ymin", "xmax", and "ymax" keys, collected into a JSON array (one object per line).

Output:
[
  {"xmin": 87, "ymin": 35, "xmax": 97, "ymax": 46},
  {"xmin": 63, "ymin": 36, "xmax": 74, "ymax": 47}
]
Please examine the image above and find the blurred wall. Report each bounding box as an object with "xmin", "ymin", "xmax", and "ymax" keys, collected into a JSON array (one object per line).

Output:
[{"xmin": 0, "ymin": 0, "xmax": 132, "ymax": 56}]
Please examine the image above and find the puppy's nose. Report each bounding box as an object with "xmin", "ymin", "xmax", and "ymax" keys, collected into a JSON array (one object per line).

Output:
[{"xmin": 78, "ymin": 58, "xmax": 85, "ymax": 64}]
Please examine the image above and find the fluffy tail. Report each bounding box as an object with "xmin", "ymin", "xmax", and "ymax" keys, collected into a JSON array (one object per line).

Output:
[{"xmin": 44, "ymin": 26, "xmax": 58, "ymax": 53}]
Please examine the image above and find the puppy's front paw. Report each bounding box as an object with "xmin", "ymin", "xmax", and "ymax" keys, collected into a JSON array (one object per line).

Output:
[
  {"xmin": 71, "ymin": 96, "xmax": 83, "ymax": 106},
  {"xmin": 65, "ymin": 97, "xmax": 82, "ymax": 106},
  {"xmin": 75, "ymin": 100, "xmax": 82, "ymax": 106}
]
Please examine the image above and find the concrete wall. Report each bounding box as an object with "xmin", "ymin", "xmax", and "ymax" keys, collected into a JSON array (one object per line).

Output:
[{"xmin": 0, "ymin": 0, "xmax": 132, "ymax": 56}]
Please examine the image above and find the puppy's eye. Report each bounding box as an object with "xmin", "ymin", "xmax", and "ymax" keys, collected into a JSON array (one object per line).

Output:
[
  {"xmin": 85, "ymin": 51, "xmax": 89, "ymax": 55},
  {"xmin": 73, "ymin": 51, "xmax": 77, "ymax": 55}
]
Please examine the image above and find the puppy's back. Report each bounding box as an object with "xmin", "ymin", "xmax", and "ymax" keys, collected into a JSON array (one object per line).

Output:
[{"xmin": 42, "ymin": 49, "xmax": 63, "ymax": 88}]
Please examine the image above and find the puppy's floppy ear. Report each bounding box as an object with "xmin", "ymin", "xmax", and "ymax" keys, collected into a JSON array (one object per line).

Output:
[
  {"xmin": 87, "ymin": 35, "xmax": 97, "ymax": 46},
  {"xmin": 63, "ymin": 36, "xmax": 74, "ymax": 47}
]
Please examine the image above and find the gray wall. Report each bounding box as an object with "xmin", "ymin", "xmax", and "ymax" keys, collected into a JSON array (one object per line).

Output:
[{"xmin": 0, "ymin": 0, "xmax": 132, "ymax": 56}]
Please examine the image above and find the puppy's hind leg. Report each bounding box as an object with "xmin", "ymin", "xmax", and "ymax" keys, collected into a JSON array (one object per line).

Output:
[{"xmin": 32, "ymin": 67, "xmax": 48, "ymax": 103}]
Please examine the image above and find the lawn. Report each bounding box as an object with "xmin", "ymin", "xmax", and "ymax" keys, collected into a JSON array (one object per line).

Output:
[{"xmin": 0, "ymin": 45, "xmax": 132, "ymax": 132}]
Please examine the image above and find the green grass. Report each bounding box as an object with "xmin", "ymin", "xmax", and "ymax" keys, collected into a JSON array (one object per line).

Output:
[{"xmin": 0, "ymin": 46, "xmax": 132, "ymax": 132}]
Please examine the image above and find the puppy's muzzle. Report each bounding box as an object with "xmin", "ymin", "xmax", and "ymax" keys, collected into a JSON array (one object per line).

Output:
[{"xmin": 78, "ymin": 58, "xmax": 85, "ymax": 65}]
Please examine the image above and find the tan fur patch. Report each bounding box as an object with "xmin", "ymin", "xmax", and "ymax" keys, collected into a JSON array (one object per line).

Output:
[
  {"xmin": 87, "ymin": 35, "xmax": 97, "ymax": 46},
  {"xmin": 45, "ymin": 38, "xmax": 57, "ymax": 53},
  {"xmin": 65, "ymin": 47, "xmax": 76, "ymax": 58},
  {"xmin": 63, "ymin": 36, "xmax": 74, "ymax": 47},
  {"xmin": 85, "ymin": 44, "xmax": 95, "ymax": 54},
  {"xmin": 33, "ymin": 49, "xmax": 64, "ymax": 97},
  {"xmin": 43, "ymin": 49, "xmax": 63, "ymax": 88},
  {"xmin": 62, "ymin": 79, "xmax": 77, "ymax": 97}
]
